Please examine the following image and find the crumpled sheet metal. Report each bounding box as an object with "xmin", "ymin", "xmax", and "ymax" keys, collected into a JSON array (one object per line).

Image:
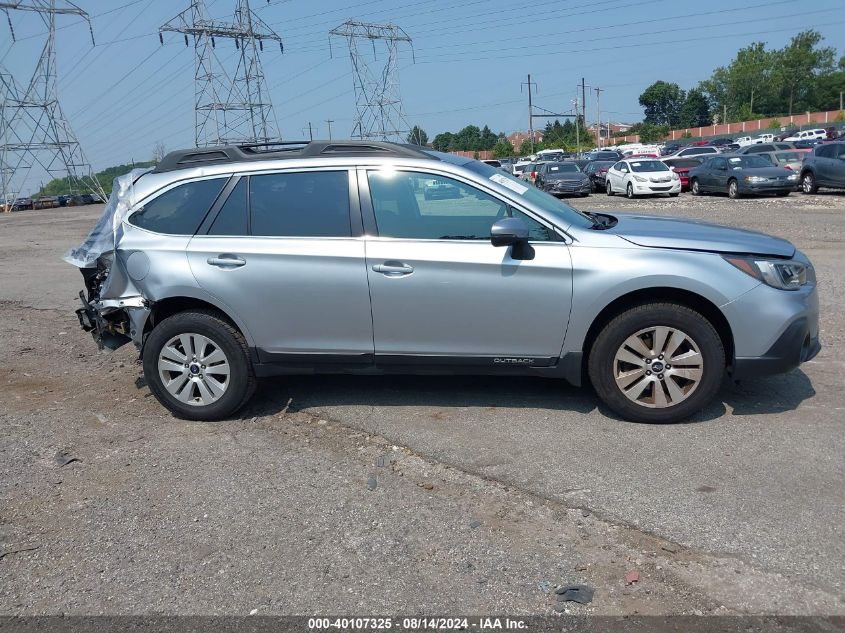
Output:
[{"xmin": 62, "ymin": 168, "xmax": 150, "ymax": 269}]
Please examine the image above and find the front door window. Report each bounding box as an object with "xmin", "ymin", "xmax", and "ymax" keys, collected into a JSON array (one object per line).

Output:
[{"xmin": 367, "ymin": 170, "xmax": 553, "ymax": 242}]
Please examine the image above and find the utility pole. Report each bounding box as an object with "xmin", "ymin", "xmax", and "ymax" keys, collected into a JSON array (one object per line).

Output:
[
  {"xmin": 521, "ymin": 74, "xmax": 537, "ymax": 154},
  {"xmin": 329, "ymin": 21, "xmax": 414, "ymax": 141},
  {"xmin": 581, "ymin": 77, "xmax": 587, "ymax": 130},
  {"xmin": 723, "ymin": 104, "xmax": 727, "ymax": 126},
  {"xmin": 594, "ymin": 87, "xmax": 604, "ymax": 148},
  {"xmin": 303, "ymin": 122, "xmax": 313, "ymax": 141},
  {"xmin": 160, "ymin": 0, "xmax": 284, "ymax": 147},
  {"xmin": 840, "ymin": 91, "xmax": 843, "ymax": 111},
  {"xmin": 573, "ymin": 97, "xmax": 580, "ymax": 154},
  {"xmin": 325, "ymin": 119, "xmax": 334, "ymax": 140}
]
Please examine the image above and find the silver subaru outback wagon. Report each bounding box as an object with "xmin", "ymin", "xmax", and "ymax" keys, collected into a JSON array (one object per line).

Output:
[{"xmin": 66, "ymin": 141, "xmax": 820, "ymax": 424}]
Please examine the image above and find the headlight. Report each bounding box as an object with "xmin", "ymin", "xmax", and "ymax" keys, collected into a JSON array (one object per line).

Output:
[
  {"xmin": 744, "ymin": 176, "xmax": 767, "ymax": 183},
  {"xmin": 723, "ymin": 256, "xmax": 814, "ymax": 290},
  {"xmin": 787, "ymin": 174, "xmax": 799, "ymax": 181},
  {"xmin": 633, "ymin": 175, "xmax": 647, "ymax": 182}
]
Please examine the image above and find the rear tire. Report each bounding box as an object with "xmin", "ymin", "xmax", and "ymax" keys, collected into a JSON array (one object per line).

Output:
[
  {"xmin": 587, "ymin": 303, "xmax": 725, "ymax": 424},
  {"xmin": 690, "ymin": 178, "xmax": 701, "ymax": 196},
  {"xmin": 606, "ymin": 181, "xmax": 614, "ymax": 196},
  {"xmin": 143, "ymin": 310, "xmax": 256, "ymax": 421}
]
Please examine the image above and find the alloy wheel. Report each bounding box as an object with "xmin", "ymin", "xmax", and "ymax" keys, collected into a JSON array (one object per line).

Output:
[
  {"xmin": 802, "ymin": 173, "xmax": 814, "ymax": 193},
  {"xmin": 157, "ymin": 332, "xmax": 230, "ymax": 406},
  {"xmin": 612, "ymin": 326, "xmax": 703, "ymax": 409},
  {"xmin": 729, "ymin": 180, "xmax": 739, "ymax": 198}
]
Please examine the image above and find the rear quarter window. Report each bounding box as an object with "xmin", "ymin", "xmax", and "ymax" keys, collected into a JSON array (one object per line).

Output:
[{"xmin": 129, "ymin": 178, "xmax": 227, "ymax": 235}]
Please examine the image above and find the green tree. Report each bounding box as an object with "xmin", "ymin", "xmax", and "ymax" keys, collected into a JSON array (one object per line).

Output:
[
  {"xmin": 627, "ymin": 122, "xmax": 669, "ymax": 143},
  {"xmin": 518, "ymin": 139, "xmax": 535, "ymax": 155},
  {"xmin": 732, "ymin": 43, "xmax": 777, "ymax": 117},
  {"xmin": 810, "ymin": 54, "xmax": 845, "ymax": 112},
  {"xmin": 775, "ymin": 30, "xmax": 836, "ymax": 115},
  {"xmin": 678, "ymin": 89, "xmax": 711, "ymax": 127},
  {"xmin": 454, "ymin": 125, "xmax": 482, "ymax": 150},
  {"xmin": 479, "ymin": 125, "xmax": 498, "ymax": 150},
  {"xmin": 431, "ymin": 132, "xmax": 454, "ymax": 152},
  {"xmin": 492, "ymin": 138, "xmax": 514, "ymax": 158},
  {"xmin": 34, "ymin": 161, "xmax": 156, "ymax": 198},
  {"xmin": 639, "ymin": 81, "xmax": 685, "ymax": 126},
  {"xmin": 407, "ymin": 125, "xmax": 428, "ymax": 146}
]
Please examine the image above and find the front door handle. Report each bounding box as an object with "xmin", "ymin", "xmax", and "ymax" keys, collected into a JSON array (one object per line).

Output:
[
  {"xmin": 372, "ymin": 261, "xmax": 414, "ymax": 276},
  {"xmin": 207, "ymin": 255, "xmax": 246, "ymax": 268}
]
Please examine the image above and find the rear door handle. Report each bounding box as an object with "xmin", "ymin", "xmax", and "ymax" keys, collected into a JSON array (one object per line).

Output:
[
  {"xmin": 207, "ymin": 255, "xmax": 246, "ymax": 268},
  {"xmin": 372, "ymin": 262, "xmax": 414, "ymax": 276}
]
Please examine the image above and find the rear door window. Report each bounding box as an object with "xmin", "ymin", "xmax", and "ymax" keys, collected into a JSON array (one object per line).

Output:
[
  {"xmin": 249, "ymin": 171, "xmax": 351, "ymax": 237},
  {"xmin": 208, "ymin": 178, "xmax": 248, "ymax": 236},
  {"xmin": 130, "ymin": 178, "xmax": 227, "ymax": 235},
  {"xmin": 816, "ymin": 145, "xmax": 836, "ymax": 158}
]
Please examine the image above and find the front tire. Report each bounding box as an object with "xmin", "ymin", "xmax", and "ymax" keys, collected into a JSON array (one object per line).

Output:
[
  {"xmin": 587, "ymin": 303, "xmax": 725, "ymax": 423},
  {"xmin": 801, "ymin": 171, "xmax": 818, "ymax": 194},
  {"xmin": 143, "ymin": 310, "xmax": 256, "ymax": 421},
  {"xmin": 728, "ymin": 179, "xmax": 741, "ymax": 199},
  {"xmin": 690, "ymin": 178, "xmax": 701, "ymax": 196},
  {"xmin": 606, "ymin": 181, "xmax": 614, "ymax": 196},
  {"xmin": 626, "ymin": 182, "xmax": 635, "ymax": 199}
]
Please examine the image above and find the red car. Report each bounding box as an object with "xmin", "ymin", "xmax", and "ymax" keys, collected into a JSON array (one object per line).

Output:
[{"xmin": 661, "ymin": 157, "xmax": 704, "ymax": 191}]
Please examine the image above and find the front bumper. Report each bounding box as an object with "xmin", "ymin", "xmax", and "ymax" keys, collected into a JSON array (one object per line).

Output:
[
  {"xmin": 632, "ymin": 180, "xmax": 681, "ymax": 194},
  {"xmin": 732, "ymin": 317, "xmax": 821, "ymax": 379},
  {"xmin": 739, "ymin": 179, "xmax": 797, "ymax": 194},
  {"xmin": 548, "ymin": 180, "xmax": 592, "ymax": 195}
]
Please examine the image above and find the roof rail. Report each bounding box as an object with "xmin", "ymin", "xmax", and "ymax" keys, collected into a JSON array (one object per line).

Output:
[{"xmin": 152, "ymin": 140, "xmax": 432, "ymax": 173}]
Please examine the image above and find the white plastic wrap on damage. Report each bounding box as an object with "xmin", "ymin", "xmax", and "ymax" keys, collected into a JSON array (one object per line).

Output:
[{"xmin": 63, "ymin": 168, "xmax": 150, "ymax": 269}]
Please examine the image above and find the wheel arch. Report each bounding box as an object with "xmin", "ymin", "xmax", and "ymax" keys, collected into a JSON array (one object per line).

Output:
[
  {"xmin": 144, "ymin": 294, "xmax": 256, "ymax": 357},
  {"xmin": 581, "ymin": 287, "xmax": 734, "ymax": 370}
]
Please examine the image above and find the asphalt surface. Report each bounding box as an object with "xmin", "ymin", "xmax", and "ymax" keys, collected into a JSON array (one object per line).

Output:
[{"xmin": 1, "ymin": 190, "xmax": 843, "ymax": 615}]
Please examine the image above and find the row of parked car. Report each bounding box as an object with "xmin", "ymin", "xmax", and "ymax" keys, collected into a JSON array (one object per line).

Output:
[
  {"xmin": 6, "ymin": 192, "xmax": 104, "ymax": 211},
  {"xmin": 484, "ymin": 139, "xmax": 845, "ymax": 199}
]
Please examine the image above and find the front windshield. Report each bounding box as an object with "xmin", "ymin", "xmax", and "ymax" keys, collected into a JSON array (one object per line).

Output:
[
  {"xmin": 629, "ymin": 160, "xmax": 670, "ymax": 172},
  {"xmin": 457, "ymin": 157, "xmax": 594, "ymax": 229},
  {"xmin": 727, "ymin": 155, "xmax": 772, "ymax": 169},
  {"xmin": 546, "ymin": 162, "xmax": 580, "ymax": 172}
]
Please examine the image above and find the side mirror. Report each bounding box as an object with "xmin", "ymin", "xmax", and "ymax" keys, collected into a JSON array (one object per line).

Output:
[{"xmin": 491, "ymin": 217, "xmax": 529, "ymax": 247}]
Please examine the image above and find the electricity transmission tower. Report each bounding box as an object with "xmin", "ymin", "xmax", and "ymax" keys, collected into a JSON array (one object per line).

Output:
[
  {"xmin": 160, "ymin": 0, "xmax": 283, "ymax": 147},
  {"xmin": 0, "ymin": 0, "xmax": 105, "ymax": 209},
  {"xmin": 329, "ymin": 21, "xmax": 414, "ymax": 141}
]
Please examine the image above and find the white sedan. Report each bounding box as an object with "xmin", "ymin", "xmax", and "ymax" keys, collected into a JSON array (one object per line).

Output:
[{"xmin": 605, "ymin": 158, "xmax": 681, "ymax": 198}]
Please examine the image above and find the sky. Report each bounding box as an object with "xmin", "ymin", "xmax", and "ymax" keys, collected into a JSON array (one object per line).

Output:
[{"xmin": 1, "ymin": 0, "xmax": 844, "ymax": 192}]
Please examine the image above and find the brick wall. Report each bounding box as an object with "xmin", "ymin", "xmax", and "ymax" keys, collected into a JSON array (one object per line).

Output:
[{"xmin": 610, "ymin": 109, "xmax": 845, "ymax": 145}]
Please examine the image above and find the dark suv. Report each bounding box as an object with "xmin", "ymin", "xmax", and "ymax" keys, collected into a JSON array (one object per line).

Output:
[{"xmin": 800, "ymin": 142, "xmax": 845, "ymax": 194}]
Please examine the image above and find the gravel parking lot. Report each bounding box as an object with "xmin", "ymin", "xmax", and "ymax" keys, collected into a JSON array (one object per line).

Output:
[{"xmin": 1, "ymin": 191, "xmax": 843, "ymax": 616}]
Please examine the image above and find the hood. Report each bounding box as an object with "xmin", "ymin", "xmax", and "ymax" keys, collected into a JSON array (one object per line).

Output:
[
  {"xmin": 730, "ymin": 166, "xmax": 793, "ymax": 178},
  {"xmin": 608, "ymin": 213, "xmax": 795, "ymax": 257},
  {"xmin": 547, "ymin": 172, "xmax": 588, "ymax": 181}
]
